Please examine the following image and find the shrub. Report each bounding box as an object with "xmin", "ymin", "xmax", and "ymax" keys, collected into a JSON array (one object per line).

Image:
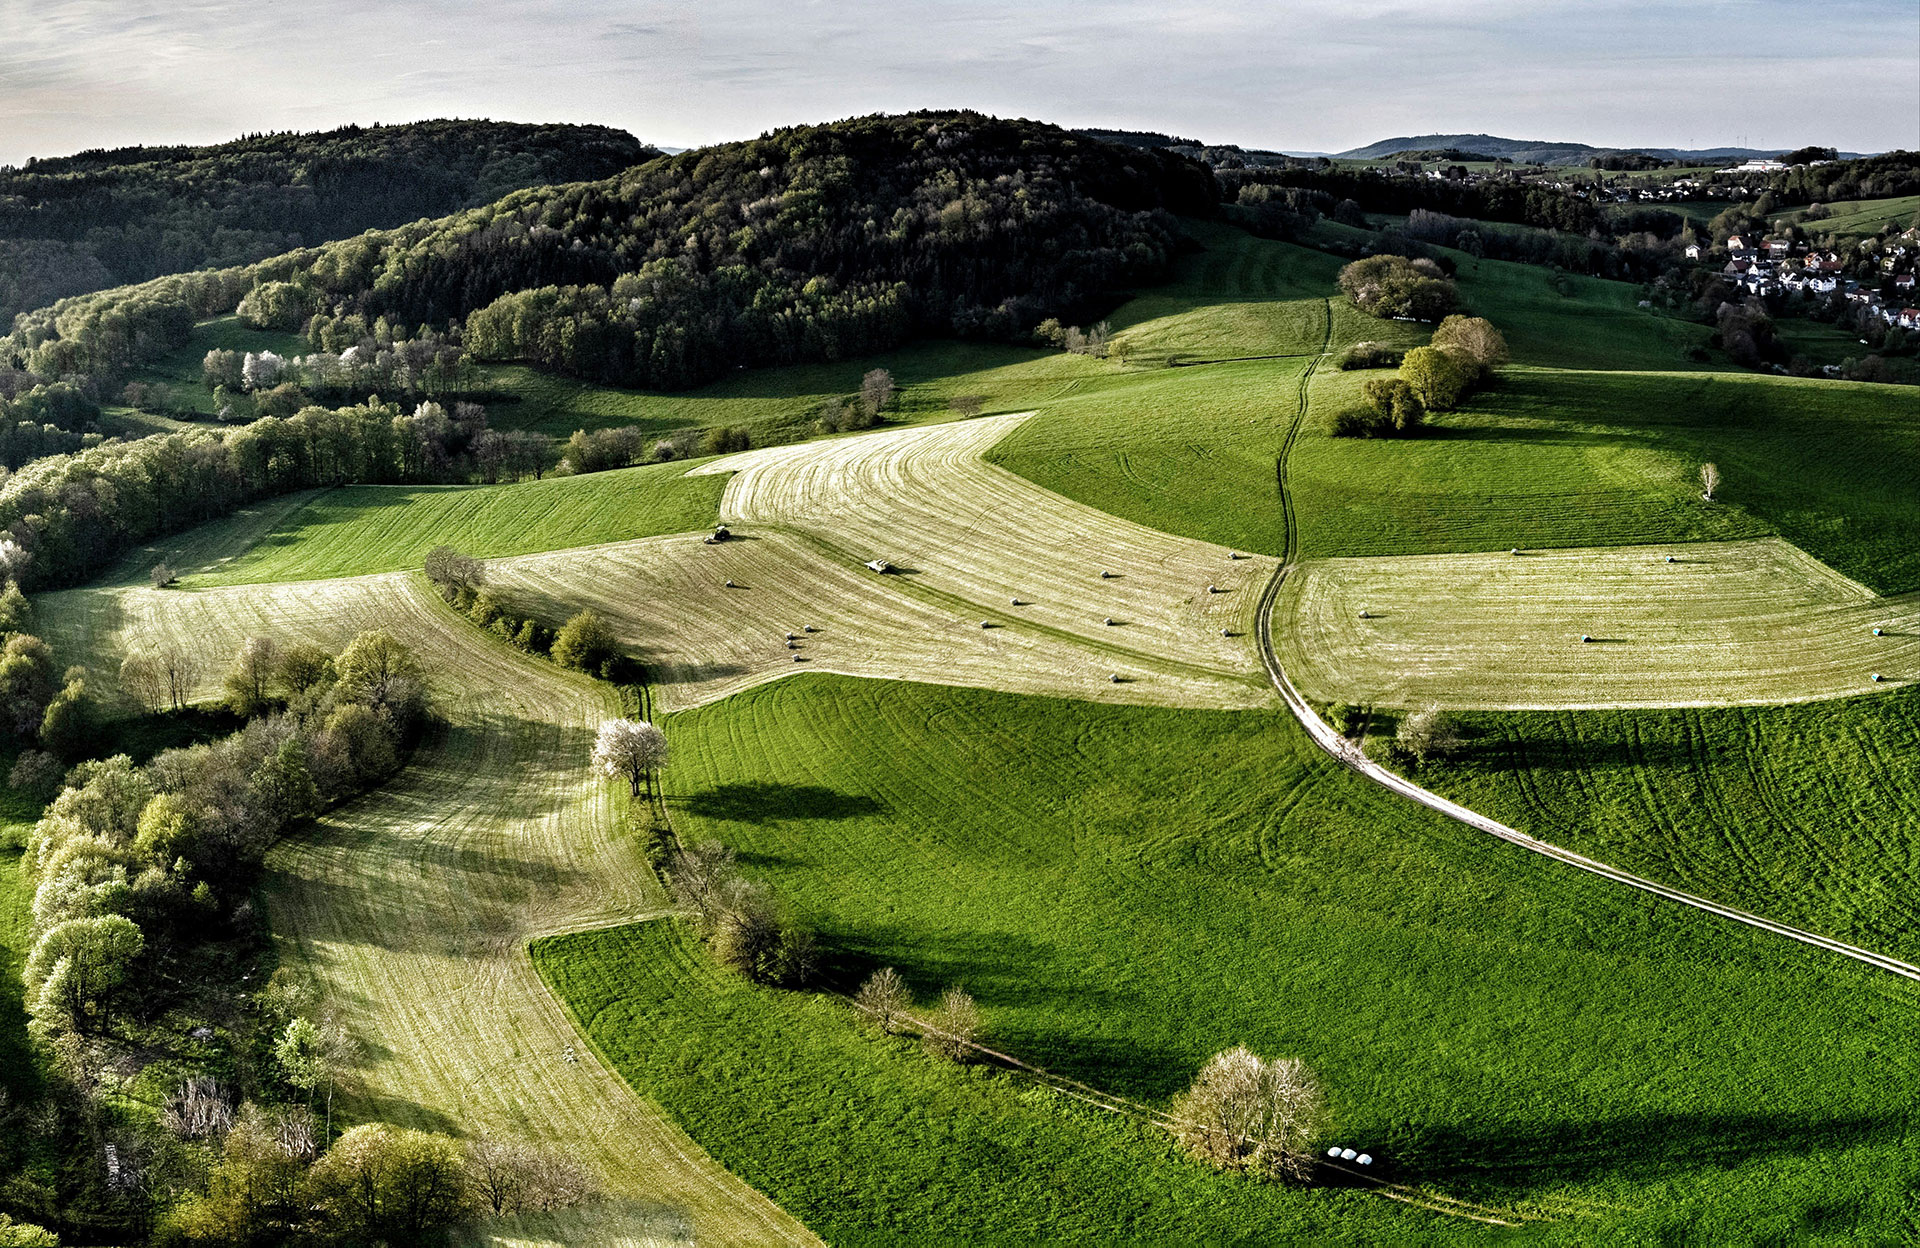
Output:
[
  {"xmin": 1170, "ymin": 1045, "xmax": 1325, "ymax": 1182},
  {"xmin": 551, "ymin": 610, "xmax": 618, "ymax": 674},
  {"xmin": 1361, "ymin": 377, "xmax": 1425, "ymax": 432},
  {"xmin": 150, "ymin": 562, "xmax": 176, "ymax": 589},
  {"xmin": 1429, "ymin": 314, "xmax": 1509, "ymax": 372},
  {"xmin": 1338, "ymin": 341, "xmax": 1402, "ymax": 370},
  {"xmin": 1337, "ymin": 255, "xmax": 1459, "ymax": 321},
  {"xmin": 1396, "ymin": 705, "xmax": 1463, "ymax": 762},
  {"xmin": 1330, "ymin": 407, "xmax": 1394, "ymax": 438},
  {"xmin": 699, "ymin": 426, "xmax": 752, "ymax": 456},
  {"xmin": 1399, "ymin": 345, "xmax": 1478, "ymax": 412}
]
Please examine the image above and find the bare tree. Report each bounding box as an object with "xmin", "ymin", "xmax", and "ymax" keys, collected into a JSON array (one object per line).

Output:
[
  {"xmin": 1700, "ymin": 461, "xmax": 1721, "ymax": 501},
  {"xmin": 860, "ymin": 368, "xmax": 896, "ymax": 419},
  {"xmin": 854, "ymin": 967, "xmax": 912, "ymax": 1035},
  {"xmin": 948, "ymin": 395, "xmax": 986, "ymax": 419},
  {"xmin": 665, "ymin": 841, "xmax": 739, "ymax": 926},
  {"xmin": 119, "ymin": 653, "xmax": 168, "ymax": 714},
  {"xmin": 468, "ymin": 1135, "xmax": 600, "ymax": 1215},
  {"xmin": 158, "ymin": 646, "xmax": 200, "ymax": 712},
  {"xmin": 149, "ymin": 562, "xmax": 176, "ymax": 589},
  {"xmin": 1170, "ymin": 1046, "xmax": 1326, "ymax": 1182},
  {"xmin": 591, "ymin": 719, "xmax": 669, "ymax": 799},
  {"xmin": 923, "ymin": 986, "xmax": 980, "ymax": 1062},
  {"xmin": 161, "ymin": 1076, "xmax": 234, "ymax": 1140},
  {"xmin": 423, "ymin": 545, "xmax": 486, "ymax": 599},
  {"xmin": 1396, "ymin": 705, "xmax": 1462, "ymax": 763}
]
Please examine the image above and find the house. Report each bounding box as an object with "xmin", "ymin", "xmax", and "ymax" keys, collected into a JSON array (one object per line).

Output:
[
  {"xmin": 1724, "ymin": 258, "xmax": 1752, "ymax": 275},
  {"xmin": 1765, "ymin": 238, "xmax": 1791, "ymax": 257},
  {"xmin": 1895, "ymin": 273, "xmax": 1917, "ymax": 291},
  {"xmin": 1898, "ymin": 308, "xmax": 1920, "ymax": 330},
  {"xmin": 1684, "ymin": 242, "xmax": 1704, "ymax": 260},
  {"xmin": 1726, "ymin": 233, "xmax": 1750, "ymax": 251}
]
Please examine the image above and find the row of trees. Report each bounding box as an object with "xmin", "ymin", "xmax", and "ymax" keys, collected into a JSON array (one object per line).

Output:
[{"xmin": 0, "ymin": 396, "xmax": 565, "ymax": 591}]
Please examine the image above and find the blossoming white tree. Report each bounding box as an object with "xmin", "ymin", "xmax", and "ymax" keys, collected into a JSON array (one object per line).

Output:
[{"xmin": 591, "ymin": 719, "xmax": 669, "ymax": 799}]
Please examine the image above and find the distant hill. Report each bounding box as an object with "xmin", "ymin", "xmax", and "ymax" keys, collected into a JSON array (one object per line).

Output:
[
  {"xmin": 1339, "ymin": 133, "xmax": 1865, "ymax": 166},
  {"xmin": 0, "ymin": 119, "xmax": 656, "ymax": 326},
  {"xmin": 9, "ymin": 112, "xmax": 1217, "ymax": 393}
]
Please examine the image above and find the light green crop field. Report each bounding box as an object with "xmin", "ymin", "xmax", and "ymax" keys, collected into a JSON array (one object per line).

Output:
[
  {"xmin": 537, "ymin": 674, "xmax": 1920, "ymax": 1245},
  {"xmin": 174, "ymin": 460, "xmax": 725, "ymax": 587},
  {"xmin": 1278, "ymin": 537, "xmax": 1920, "ymax": 709},
  {"xmin": 1775, "ymin": 195, "xmax": 1920, "ymax": 241}
]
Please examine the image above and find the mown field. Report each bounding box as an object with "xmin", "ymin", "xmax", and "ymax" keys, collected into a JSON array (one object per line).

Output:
[
  {"xmin": 539, "ymin": 674, "xmax": 1920, "ymax": 1245},
  {"xmin": 35, "ymin": 568, "xmax": 817, "ymax": 1247}
]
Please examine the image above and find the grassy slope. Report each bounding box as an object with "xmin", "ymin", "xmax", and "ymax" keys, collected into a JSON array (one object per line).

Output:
[
  {"xmin": 184, "ymin": 460, "xmax": 726, "ymax": 586},
  {"xmin": 0, "ymin": 848, "xmax": 34, "ymax": 1105},
  {"xmin": 1774, "ymin": 195, "xmax": 1920, "ymax": 241},
  {"xmin": 991, "ymin": 223, "xmax": 1920, "ymax": 589},
  {"xmin": 1416, "ymin": 688, "xmax": 1920, "ymax": 965},
  {"xmin": 542, "ymin": 674, "xmax": 1920, "ymax": 1245}
]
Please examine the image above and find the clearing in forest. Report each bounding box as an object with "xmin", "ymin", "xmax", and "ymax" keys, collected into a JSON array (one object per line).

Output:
[{"xmin": 1276, "ymin": 537, "xmax": 1920, "ymax": 710}]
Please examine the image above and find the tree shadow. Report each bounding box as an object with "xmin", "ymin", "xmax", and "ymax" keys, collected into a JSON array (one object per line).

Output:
[{"xmin": 675, "ymin": 782, "xmax": 883, "ymax": 825}]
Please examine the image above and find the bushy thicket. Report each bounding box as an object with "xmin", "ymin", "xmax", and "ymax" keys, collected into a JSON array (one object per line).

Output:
[
  {"xmin": 1332, "ymin": 315, "xmax": 1507, "ymax": 437},
  {"xmin": 5, "ymin": 114, "xmax": 1213, "ymax": 398},
  {"xmin": 22, "ymin": 630, "xmax": 428, "ymax": 1041},
  {"xmin": 1226, "ymin": 164, "xmax": 1605, "ymax": 236},
  {"xmin": 1336, "ymin": 254, "xmax": 1460, "ymax": 321},
  {"xmin": 0, "ymin": 120, "xmax": 653, "ymax": 325}
]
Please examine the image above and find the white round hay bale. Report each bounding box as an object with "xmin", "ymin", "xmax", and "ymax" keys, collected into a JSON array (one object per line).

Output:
[
  {"xmin": 981, "ymin": 621, "xmax": 991, "ymax": 629},
  {"xmin": 1357, "ymin": 1154, "xmax": 1373, "ymax": 1166},
  {"xmin": 793, "ymin": 654, "xmax": 804, "ymax": 663},
  {"xmin": 1511, "ymin": 548, "xmax": 1520, "ymax": 556},
  {"xmin": 804, "ymin": 625, "xmax": 816, "ymax": 633},
  {"xmin": 1104, "ymin": 617, "xmax": 1115, "ymax": 626},
  {"xmin": 1221, "ymin": 628, "xmax": 1231, "ymax": 637},
  {"xmin": 1101, "ymin": 570, "xmax": 1113, "ymax": 579},
  {"xmin": 1110, "ymin": 673, "xmax": 1121, "ymax": 683},
  {"xmin": 1326, "ymin": 1146, "xmax": 1342, "ymax": 1158},
  {"xmin": 1873, "ymin": 627, "xmax": 1884, "ymax": 636},
  {"xmin": 1666, "ymin": 555, "xmax": 1676, "ymax": 563},
  {"xmin": 1873, "ymin": 673, "xmax": 1884, "ymax": 682},
  {"xmin": 1581, "ymin": 634, "xmax": 1592, "ymax": 643},
  {"xmin": 1340, "ymin": 1148, "xmax": 1357, "ymax": 1161}
]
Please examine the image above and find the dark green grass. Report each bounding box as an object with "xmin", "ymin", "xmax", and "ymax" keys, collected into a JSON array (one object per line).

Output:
[
  {"xmin": 1414, "ymin": 687, "xmax": 1920, "ymax": 963},
  {"xmin": 0, "ymin": 843, "xmax": 39, "ymax": 1103},
  {"xmin": 542, "ymin": 674, "xmax": 1920, "ymax": 1246},
  {"xmin": 185, "ymin": 458, "xmax": 727, "ymax": 586},
  {"xmin": 1443, "ymin": 253, "xmax": 1716, "ymax": 371},
  {"xmin": 1292, "ymin": 367, "xmax": 1920, "ymax": 587}
]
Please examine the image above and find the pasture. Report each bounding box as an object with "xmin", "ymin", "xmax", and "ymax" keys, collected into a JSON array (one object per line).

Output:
[
  {"xmin": 35, "ymin": 572, "xmax": 817, "ymax": 1247},
  {"xmin": 539, "ymin": 673, "xmax": 1920, "ymax": 1245},
  {"xmin": 179, "ymin": 462, "xmax": 725, "ymax": 587},
  {"xmin": 1774, "ymin": 194, "xmax": 1920, "ymax": 241},
  {"xmin": 1418, "ymin": 686, "xmax": 1920, "ymax": 965},
  {"xmin": 1277, "ymin": 537, "xmax": 1920, "ymax": 709}
]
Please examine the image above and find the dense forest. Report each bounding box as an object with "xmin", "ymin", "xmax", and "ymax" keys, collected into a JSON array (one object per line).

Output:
[
  {"xmin": 4, "ymin": 114, "xmax": 1217, "ymax": 395},
  {"xmin": 0, "ymin": 120, "xmax": 655, "ymax": 327}
]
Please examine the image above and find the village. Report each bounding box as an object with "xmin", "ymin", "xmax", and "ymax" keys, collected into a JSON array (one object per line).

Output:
[{"xmin": 1693, "ymin": 226, "xmax": 1920, "ymax": 332}]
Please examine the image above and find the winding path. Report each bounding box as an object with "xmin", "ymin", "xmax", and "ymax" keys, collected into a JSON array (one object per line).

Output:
[{"xmin": 1256, "ymin": 309, "xmax": 1920, "ymax": 984}]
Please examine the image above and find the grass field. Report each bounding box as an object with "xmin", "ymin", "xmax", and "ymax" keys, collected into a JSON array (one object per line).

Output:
[
  {"xmin": 1774, "ymin": 195, "xmax": 1920, "ymax": 241},
  {"xmin": 1278, "ymin": 537, "xmax": 1920, "ymax": 709},
  {"xmin": 1416, "ymin": 686, "xmax": 1920, "ymax": 966},
  {"xmin": 35, "ymin": 571, "xmax": 817, "ymax": 1247},
  {"xmin": 536, "ymin": 674, "xmax": 1920, "ymax": 1245},
  {"xmin": 176, "ymin": 462, "xmax": 725, "ymax": 587},
  {"xmin": 0, "ymin": 851, "xmax": 35, "ymax": 1107},
  {"xmin": 121, "ymin": 315, "xmax": 309, "ymax": 416}
]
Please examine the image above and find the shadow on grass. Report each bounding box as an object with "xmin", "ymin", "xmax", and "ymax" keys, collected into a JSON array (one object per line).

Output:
[{"xmin": 677, "ymin": 782, "xmax": 883, "ymax": 824}]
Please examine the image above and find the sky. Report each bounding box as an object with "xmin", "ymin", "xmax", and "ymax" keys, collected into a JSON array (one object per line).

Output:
[{"xmin": 0, "ymin": 0, "xmax": 1915, "ymax": 166}]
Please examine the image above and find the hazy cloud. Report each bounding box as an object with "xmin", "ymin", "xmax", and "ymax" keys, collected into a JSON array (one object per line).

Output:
[{"xmin": 0, "ymin": 0, "xmax": 1912, "ymax": 164}]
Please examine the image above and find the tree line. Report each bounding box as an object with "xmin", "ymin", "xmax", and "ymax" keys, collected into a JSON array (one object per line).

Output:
[{"xmin": 0, "ymin": 120, "xmax": 653, "ymax": 328}]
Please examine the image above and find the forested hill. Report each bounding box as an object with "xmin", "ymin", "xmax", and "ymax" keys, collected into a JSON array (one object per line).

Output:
[
  {"xmin": 0, "ymin": 119, "xmax": 655, "ymax": 326},
  {"xmin": 5, "ymin": 112, "xmax": 1218, "ymax": 392}
]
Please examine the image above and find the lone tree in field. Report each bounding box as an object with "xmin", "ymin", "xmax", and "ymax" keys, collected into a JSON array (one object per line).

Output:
[
  {"xmin": 860, "ymin": 368, "xmax": 896, "ymax": 419},
  {"xmin": 924, "ymin": 986, "xmax": 981, "ymax": 1062},
  {"xmin": 1397, "ymin": 704, "xmax": 1463, "ymax": 763},
  {"xmin": 149, "ymin": 562, "xmax": 176, "ymax": 589},
  {"xmin": 854, "ymin": 967, "xmax": 912, "ymax": 1034},
  {"xmin": 1170, "ymin": 1045, "xmax": 1326, "ymax": 1182},
  {"xmin": 948, "ymin": 394, "xmax": 986, "ymax": 419},
  {"xmin": 224, "ymin": 635, "xmax": 279, "ymax": 716},
  {"xmin": 1700, "ymin": 461, "xmax": 1721, "ymax": 501},
  {"xmin": 591, "ymin": 718, "xmax": 668, "ymax": 799}
]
